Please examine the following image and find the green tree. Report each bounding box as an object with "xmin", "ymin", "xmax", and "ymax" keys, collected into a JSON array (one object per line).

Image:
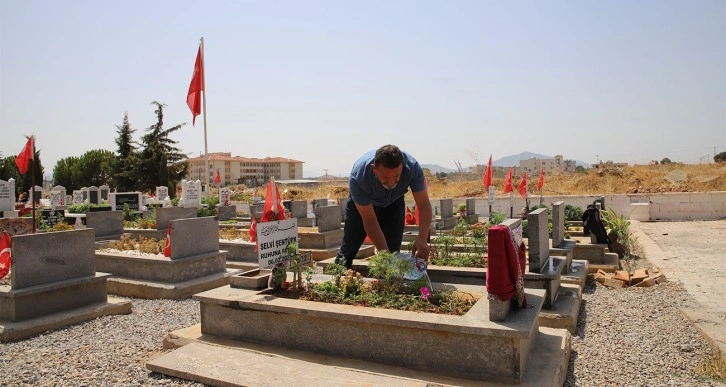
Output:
[
  {"xmin": 136, "ymin": 101, "xmax": 189, "ymax": 196},
  {"xmin": 714, "ymin": 152, "xmax": 726, "ymax": 163},
  {"xmin": 660, "ymin": 157, "xmax": 672, "ymax": 165},
  {"xmin": 114, "ymin": 112, "xmax": 139, "ymax": 192},
  {"xmin": 77, "ymin": 149, "xmax": 116, "ymax": 187},
  {"xmin": 575, "ymin": 165, "xmax": 587, "ymax": 173},
  {"xmin": 52, "ymin": 156, "xmax": 81, "ymax": 189}
]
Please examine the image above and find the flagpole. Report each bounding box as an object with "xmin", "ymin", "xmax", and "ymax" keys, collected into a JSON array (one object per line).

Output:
[
  {"xmin": 31, "ymin": 136, "xmax": 36, "ymax": 233},
  {"xmin": 200, "ymin": 36, "xmax": 210, "ymax": 192}
]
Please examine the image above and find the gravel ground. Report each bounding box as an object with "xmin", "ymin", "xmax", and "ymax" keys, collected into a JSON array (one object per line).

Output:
[{"xmin": 1, "ymin": 263, "xmax": 725, "ymax": 386}]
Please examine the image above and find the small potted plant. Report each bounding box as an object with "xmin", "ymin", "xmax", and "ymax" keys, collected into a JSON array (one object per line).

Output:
[{"xmin": 457, "ymin": 203, "xmax": 467, "ymax": 216}]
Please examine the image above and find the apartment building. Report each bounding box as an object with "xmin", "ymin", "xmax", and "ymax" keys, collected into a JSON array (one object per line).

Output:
[
  {"xmin": 187, "ymin": 152, "xmax": 304, "ymax": 187},
  {"xmin": 519, "ymin": 155, "xmax": 576, "ymax": 174}
]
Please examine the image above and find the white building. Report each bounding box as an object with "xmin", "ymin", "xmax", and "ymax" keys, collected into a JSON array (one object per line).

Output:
[
  {"xmin": 187, "ymin": 152, "xmax": 304, "ymax": 187},
  {"xmin": 519, "ymin": 155, "xmax": 576, "ymax": 174}
]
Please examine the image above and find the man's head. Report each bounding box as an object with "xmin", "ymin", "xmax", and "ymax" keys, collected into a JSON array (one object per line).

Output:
[{"xmin": 372, "ymin": 145, "xmax": 404, "ymax": 190}]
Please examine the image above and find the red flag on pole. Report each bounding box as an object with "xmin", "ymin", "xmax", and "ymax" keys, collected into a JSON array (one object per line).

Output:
[
  {"xmin": 0, "ymin": 231, "xmax": 11, "ymax": 280},
  {"xmin": 537, "ymin": 169, "xmax": 545, "ymax": 191},
  {"xmin": 187, "ymin": 43, "xmax": 205, "ymax": 126},
  {"xmin": 163, "ymin": 223, "xmax": 171, "ymax": 257},
  {"xmin": 214, "ymin": 170, "xmax": 221, "ymax": 185},
  {"xmin": 503, "ymin": 167, "xmax": 513, "ymax": 194},
  {"xmin": 15, "ymin": 136, "xmax": 33, "ymax": 175},
  {"xmin": 518, "ymin": 173, "xmax": 528, "ymax": 198},
  {"xmin": 483, "ymin": 155, "xmax": 493, "ymax": 190},
  {"xmin": 262, "ymin": 177, "xmax": 286, "ymax": 222}
]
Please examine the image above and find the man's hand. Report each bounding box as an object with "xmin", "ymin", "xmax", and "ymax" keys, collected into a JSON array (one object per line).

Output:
[{"xmin": 411, "ymin": 237, "xmax": 430, "ymax": 262}]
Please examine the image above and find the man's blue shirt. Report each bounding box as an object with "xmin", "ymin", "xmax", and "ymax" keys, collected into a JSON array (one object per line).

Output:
[{"xmin": 348, "ymin": 149, "xmax": 426, "ymax": 208}]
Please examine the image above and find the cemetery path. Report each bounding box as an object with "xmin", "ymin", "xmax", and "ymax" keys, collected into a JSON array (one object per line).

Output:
[
  {"xmin": 633, "ymin": 219, "xmax": 726, "ymax": 316},
  {"xmin": 632, "ymin": 219, "xmax": 726, "ymax": 361}
]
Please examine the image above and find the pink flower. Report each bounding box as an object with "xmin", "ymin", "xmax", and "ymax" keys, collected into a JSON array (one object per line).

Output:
[{"xmin": 420, "ymin": 287, "xmax": 430, "ymax": 301}]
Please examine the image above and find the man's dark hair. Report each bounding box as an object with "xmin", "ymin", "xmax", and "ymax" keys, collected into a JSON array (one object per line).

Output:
[{"xmin": 374, "ymin": 145, "xmax": 404, "ymax": 169}]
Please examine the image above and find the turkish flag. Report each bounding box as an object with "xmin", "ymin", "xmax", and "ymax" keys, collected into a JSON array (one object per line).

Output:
[
  {"xmin": 405, "ymin": 206, "xmax": 416, "ymax": 225},
  {"xmin": 15, "ymin": 136, "xmax": 33, "ymax": 175},
  {"xmin": 537, "ymin": 169, "xmax": 545, "ymax": 191},
  {"xmin": 518, "ymin": 172, "xmax": 528, "ymax": 198},
  {"xmin": 503, "ymin": 167, "xmax": 513, "ymax": 194},
  {"xmin": 163, "ymin": 223, "xmax": 171, "ymax": 258},
  {"xmin": 482, "ymin": 155, "xmax": 492, "ymax": 190},
  {"xmin": 249, "ymin": 217, "xmax": 258, "ymax": 250},
  {"xmin": 261, "ymin": 177, "xmax": 286, "ymax": 222},
  {"xmin": 1, "ymin": 231, "xmax": 12, "ymax": 279},
  {"xmin": 214, "ymin": 170, "xmax": 221, "ymax": 185},
  {"xmin": 187, "ymin": 43, "xmax": 205, "ymax": 126}
]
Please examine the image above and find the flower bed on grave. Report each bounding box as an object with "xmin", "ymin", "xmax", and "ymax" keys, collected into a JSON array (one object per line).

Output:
[
  {"xmin": 269, "ymin": 247, "xmax": 477, "ymax": 315},
  {"xmin": 99, "ymin": 234, "xmax": 165, "ymax": 257},
  {"xmin": 424, "ymin": 219, "xmax": 492, "ymax": 268}
]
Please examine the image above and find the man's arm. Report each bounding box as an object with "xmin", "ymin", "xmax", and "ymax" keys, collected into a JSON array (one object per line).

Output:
[
  {"xmin": 411, "ymin": 189, "xmax": 432, "ymax": 260},
  {"xmin": 356, "ymin": 203, "xmax": 389, "ymax": 252}
]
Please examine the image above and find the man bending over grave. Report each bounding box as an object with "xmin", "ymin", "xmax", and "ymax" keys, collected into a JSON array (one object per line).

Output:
[{"xmin": 335, "ymin": 144, "xmax": 433, "ymax": 269}]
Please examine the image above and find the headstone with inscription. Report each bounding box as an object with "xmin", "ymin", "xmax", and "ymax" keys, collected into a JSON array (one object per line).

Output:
[
  {"xmin": 52, "ymin": 185, "xmax": 66, "ymax": 204},
  {"xmin": 49, "ymin": 191, "xmax": 63, "ymax": 209},
  {"xmin": 0, "ymin": 179, "xmax": 16, "ymax": 212},
  {"xmin": 40, "ymin": 209, "xmax": 65, "ymax": 228},
  {"xmin": 219, "ymin": 187, "xmax": 231, "ymax": 206},
  {"xmin": 181, "ymin": 179, "xmax": 202, "ymax": 207},
  {"xmin": 156, "ymin": 186, "xmax": 169, "ymax": 201},
  {"xmin": 99, "ymin": 185, "xmax": 110, "ymax": 201},
  {"xmin": 73, "ymin": 190, "xmax": 84, "ymax": 204},
  {"xmin": 109, "ymin": 192, "xmax": 142, "ymax": 211}
]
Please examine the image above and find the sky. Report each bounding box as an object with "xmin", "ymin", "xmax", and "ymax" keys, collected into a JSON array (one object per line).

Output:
[{"xmin": 1, "ymin": 1, "xmax": 725, "ymax": 179}]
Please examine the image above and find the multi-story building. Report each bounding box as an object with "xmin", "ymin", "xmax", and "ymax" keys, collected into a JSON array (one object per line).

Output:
[
  {"xmin": 519, "ymin": 155, "xmax": 576, "ymax": 174},
  {"xmin": 186, "ymin": 152, "xmax": 304, "ymax": 187}
]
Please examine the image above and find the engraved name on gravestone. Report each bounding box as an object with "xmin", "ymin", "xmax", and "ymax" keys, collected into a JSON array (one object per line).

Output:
[
  {"xmin": 110, "ymin": 192, "xmax": 141, "ymax": 211},
  {"xmin": 40, "ymin": 209, "xmax": 65, "ymax": 228},
  {"xmin": 73, "ymin": 190, "xmax": 84, "ymax": 204},
  {"xmin": 219, "ymin": 187, "xmax": 231, "ymax": 206},
  {"xmin": 49, "ymin": 191, "xmax": 62, "ymax": 208},
  {"xmin": 52, "ymin": 185, "xmax": 66, "ymax": 204},
  {"xmin": 156, "ymin": 186, "xmax": 169, "ymax": 201},
  {"xmin": 0, "ymin": 179, "xmax": 15, "ymax": 212},
  {"xmin": 181, "ymin": 179, "xmax": 201, "ymax": 207}
]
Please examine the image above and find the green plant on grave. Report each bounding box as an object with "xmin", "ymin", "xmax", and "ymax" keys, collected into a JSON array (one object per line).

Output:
[
  {"xmin": 367, "ymin": 250, "xmax": 413, "ymax": 293},
  {"xmin": 122, "ymin": 203, "xmax": 139, "ymax": 222},
  {"xmin": 197, "ymin": 195, "xmax": 218, "ymax": 217},
  {"xmin": 287, "ymin": 241, "xmax": 304, "ymax": 289},
  {"xmin": 564, "ymin": 204, "xmax": 584, "ymax": 222},
  {"xmin": 601, "ymin": 208, "xmax": 638, "ymax": 259},
  {"xmin": 457, "ymin": 203, "xmax": 467, "ymax": 212},
  {"xmin": 340, "ymin": 269, "xmax": 363, "ymax": 296},
  {"xmin": 487, "ymin": 212, "xmax": 506, "ymax": 227},
  {"xmin": 303, "ymin": 266, "xmax": 315, "ymax": 290},
  {"xmin": 431, "ymin": 235, "xmax": 456, "ymax": 262},
  {"xmin": 469, "ymin": 222, "xmax": 488, "ymax": 240},
  {"xmin": 453, "ymin": 217, "xmax": 469, "ymax": 238},
  {"xmin": 323, "ymin": 262, "xmax": 347, "ymax": 287}
]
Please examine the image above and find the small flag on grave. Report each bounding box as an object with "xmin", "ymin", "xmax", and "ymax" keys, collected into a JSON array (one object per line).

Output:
[{"xmin": 0, "ymin": 231, "xmax": 12, "ymax": 280}]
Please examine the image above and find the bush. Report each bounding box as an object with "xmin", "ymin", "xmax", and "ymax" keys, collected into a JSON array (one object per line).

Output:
[{"xmin": 564, "ymin": 205, "xmax": 583, "ymax": 221}]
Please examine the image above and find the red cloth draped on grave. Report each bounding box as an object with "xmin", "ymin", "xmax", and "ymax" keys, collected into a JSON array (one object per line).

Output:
[
  {"xmin": 1, "ymin": 231, "xmax": 12, "ymax": 279},
  {"xmin": 486, "ymin": 225, "xmax": 527, "ymax": 307}
]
